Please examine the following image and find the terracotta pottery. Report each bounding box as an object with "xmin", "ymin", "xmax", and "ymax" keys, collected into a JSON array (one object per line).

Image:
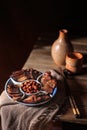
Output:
[
  {"xmin": 65, "ymin": 52, "xmax": 83, "ymax": 73},
  {"xmin": 51, "ymin": 29, "xmax": 73, "ymax": 67}
]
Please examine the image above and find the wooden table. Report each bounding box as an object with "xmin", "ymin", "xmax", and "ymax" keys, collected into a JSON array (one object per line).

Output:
[{"xmin": 22, "ymin": 36, "xmax": 87, "ymax": 125}]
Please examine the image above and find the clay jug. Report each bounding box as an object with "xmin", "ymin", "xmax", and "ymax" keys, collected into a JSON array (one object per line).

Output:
[{"xmin": 51, "ymin": 29, "xmax": 73, "ymax": 66}]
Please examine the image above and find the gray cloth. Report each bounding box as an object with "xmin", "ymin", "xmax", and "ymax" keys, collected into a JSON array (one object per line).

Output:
[{"xmin": 0, "ymin": 69, "xmax": 66, "ymax": 130}]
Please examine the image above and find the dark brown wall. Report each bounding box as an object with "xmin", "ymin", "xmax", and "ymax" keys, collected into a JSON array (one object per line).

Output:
[{"xmin": 1, "ymin": 1, "xmax": 87, "ymax": 36}]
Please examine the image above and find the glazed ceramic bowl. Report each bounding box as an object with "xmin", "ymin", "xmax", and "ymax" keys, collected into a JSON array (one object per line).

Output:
[{"xmin": 65, "ymin": 52, "xmax": 83, "ymax": 73}]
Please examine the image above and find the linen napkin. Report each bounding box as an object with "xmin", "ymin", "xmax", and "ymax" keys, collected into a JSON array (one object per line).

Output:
[{"xmin": 0, "ymin": 69, "xmax": 67, "ymax": 130}]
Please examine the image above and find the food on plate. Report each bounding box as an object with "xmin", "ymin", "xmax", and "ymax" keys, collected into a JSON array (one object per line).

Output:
[
  {"xmin": 6, "ymin": 84, "xmax": 23, "ymax": 100},
  {"xmin": 41, "ymin": 71, "xmax": 52, "ymax": 84},
  {"xmin": 7, "ymin": 84, "xmax": 20, "ymax": 94},
  {"xmin": 9, "ymin": 93, "xmax": 23, "ymax": 101},
  {"xmin": 5, "ymin": 68, "xmax": 58, "ymax": 105},
  {"xmin": 21, "ymin": 80, "xmax": 41, "ymax": 94},
  {"xmin": 40, "ymin": 71, "xmax": 57, "ymax": 93},
  {"xmin": 23, "ymin": 94, "xmax": 50, "ymax": 103},
  {"xmin": 10, "ymin": 68, "xmax": 42, "ymax": 81}
]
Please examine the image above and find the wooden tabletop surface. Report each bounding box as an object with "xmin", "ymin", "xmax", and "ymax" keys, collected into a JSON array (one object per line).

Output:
[{"xmin": 22, "ymin": 36, "xmax": 87, "ymax": 125}]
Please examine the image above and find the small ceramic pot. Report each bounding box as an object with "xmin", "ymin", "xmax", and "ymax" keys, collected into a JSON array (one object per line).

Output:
[{"xmin": 65, "ymin": 52, "xmax": 83, "ymax": 73}]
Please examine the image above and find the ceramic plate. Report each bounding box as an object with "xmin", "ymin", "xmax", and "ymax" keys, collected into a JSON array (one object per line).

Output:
[{"xmin": 5, "ymin": 77, "xmax": 57, "ymax": 107}]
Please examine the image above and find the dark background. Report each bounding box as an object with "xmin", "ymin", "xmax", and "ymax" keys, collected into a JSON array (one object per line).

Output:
[{"xmin": 1, "ymin": 1, "xmax": 87, "ymax": 36}]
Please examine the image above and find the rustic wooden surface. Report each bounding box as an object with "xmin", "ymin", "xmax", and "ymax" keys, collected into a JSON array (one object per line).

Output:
[{"xmin": 23, "ymin": 38, "xmax": 87, "ymax": 125}]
